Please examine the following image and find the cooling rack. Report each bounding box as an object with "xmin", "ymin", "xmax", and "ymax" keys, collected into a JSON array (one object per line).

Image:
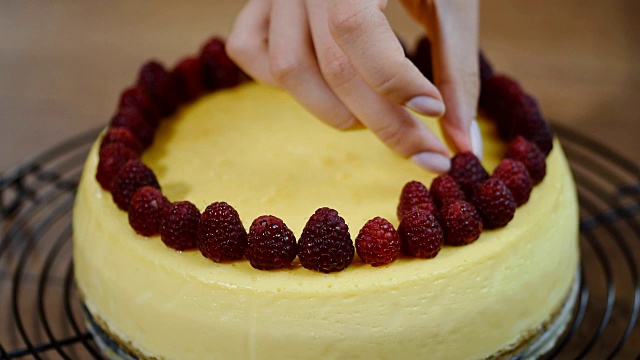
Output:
[{"xmin": 1, "ymin": 124, "xmax": 639, "ymax": 359}]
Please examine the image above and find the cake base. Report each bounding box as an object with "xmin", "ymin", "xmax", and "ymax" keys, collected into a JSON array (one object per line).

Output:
[{"xmin": 82, "ymin": 270, "xmax": 580, "ymax": 360}]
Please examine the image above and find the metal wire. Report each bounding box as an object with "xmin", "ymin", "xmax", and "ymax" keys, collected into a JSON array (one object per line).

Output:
[{"xmin": 0, "ymin": 124, "xmax": 639, "ymax": 359}]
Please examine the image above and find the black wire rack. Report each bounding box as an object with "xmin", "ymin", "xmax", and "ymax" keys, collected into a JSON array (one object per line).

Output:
[{"xmin": 1, "ymin": 124, "xmax": 639, "ymax": 360}]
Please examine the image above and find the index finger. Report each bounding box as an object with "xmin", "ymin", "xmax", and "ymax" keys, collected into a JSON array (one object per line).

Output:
[{"xmin": 327, "ymin": 0, "xmax": 445, "ymax": 117}]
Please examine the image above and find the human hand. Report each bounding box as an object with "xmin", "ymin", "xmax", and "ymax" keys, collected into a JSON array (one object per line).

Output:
[{"xmin": 227, "ymin": 0, "xmax": 481, "ymax": 173}]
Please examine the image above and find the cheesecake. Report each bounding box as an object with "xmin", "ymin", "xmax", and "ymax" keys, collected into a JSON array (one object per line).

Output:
[{"xmin": 74, "ymin": 78, "xmax": 579, "ymax": 359}]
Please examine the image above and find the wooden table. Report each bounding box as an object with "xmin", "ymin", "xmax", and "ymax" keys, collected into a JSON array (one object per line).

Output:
[{"xmin": 1, "ymin": 1, "xmax": 638, "ymax": 171}]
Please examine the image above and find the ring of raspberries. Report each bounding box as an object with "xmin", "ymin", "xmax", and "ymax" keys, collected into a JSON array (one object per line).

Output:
[{"xmin": 96, "ymin": 36, "xmax": 553, "ymax": 273}]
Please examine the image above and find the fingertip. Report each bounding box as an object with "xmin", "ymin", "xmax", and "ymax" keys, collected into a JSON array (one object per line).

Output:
[
  {"xmin": 470, "ymin": 119, "xmax": 483, "ymax": 159},
  {"xmin": 411, "ymin": 152, "xmax": 451, "ymax": 173},
  {"xmin": 406, "ymin": 96, "xmax": 445, "ymax": 117},
  {"xmin": 334, "ymin": 115, "xmax": 362, "ymax": 130}
]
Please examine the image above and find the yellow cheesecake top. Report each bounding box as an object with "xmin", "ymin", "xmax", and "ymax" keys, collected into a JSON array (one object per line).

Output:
[{"xmin": 146, "ymin": 83, "xmax": 506, "ymax": 238}]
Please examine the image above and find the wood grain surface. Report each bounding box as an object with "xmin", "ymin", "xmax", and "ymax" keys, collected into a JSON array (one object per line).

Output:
[{"xmin": 1, "ymin": 1, "xmax": 638, "ymax": 171}]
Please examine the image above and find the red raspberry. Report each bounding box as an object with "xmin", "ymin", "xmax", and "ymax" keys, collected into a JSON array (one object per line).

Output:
[
  {"xmin": 119, "ymin": 85, "xmax": 161, "ymax": 127},
  {"xmin": 504, "ymin": 93, "xmax": 539, "ymax": 139},
  {"xmin": 172, "ymin": 56, "xmax": 204, "ymax": 103},
  {"xmin": 411, "ymin": 37, "xmax": 433, "ymax": 81},
  {"xmin": 430, "ymin": 174, "xmax": 465, "ymax": 208},
  {"xmin": 160, "ymin": 201, "xmax": 200, "ymax": 251},
  {"xmin": 298, "ymin": 207, "xmax": 354, "ymax": 273},
  {"xmin": 448, "ymin": 152, "xmax": 489, "ymax": 198},
  {"xmin": 438, "ymin": 200, "xmax": 483, "ymax": 246},
  {"xmin": 505, "ymin": 136, "xmax": 546, "ymax": 185},
  {"xmin": 479, "ymin": 50, "xmax": 494, "ymax": 80},
  {"xmin": 128, "ymin": 186, "xmax": 169, "ymax": 236},
  {"xmin": 481, "ymin": 75, "xmax": 521, "ymax": 103},
  {"xmin": 137, "ymin": 60, "xmax": 179, "ymax": 116},
  {"xmin": 96, "ymin": 144, "xmax": 138, "ymax": 191},
  {"xmin": 493, "ymin": 158, "xmax": 533, "ymax": 206},
  {"xmin": 397, "ymin": 210, "xmax": 443, "ymax": 259},
  {"xmin": 522, "ymin": 121, "xmax": 554, "ymax": 157},
  {"xmin": 355, "ymin": 217, "xmax": 401, "ymax": 266},
  {"xmin": 479, "ymin": 75, "xmax": 522, "ymax": 140},
  {"xmin": 197, "ymin": 202, "xmax": 248, "ymax": 262},
  {"xmin": 100, "ymin": 127, "xmax": 142, "ymax": 154},
  {"xmin": 246, "ymin": 215, "xmax": 297, "ymax": 270},
  {"xmin": 397, "ymin": 181, "xmax": 436, "ymax": 221},
  {"xmin": 110, "ymin": 107, "xmax": 155, "ymax": 148},
  {"xmin": 200, "ymin": 37, "xmax": 240, "ymax": 90},
  {"xmin": 507, "ymin": 94, "xmax": 554, "ymax": 156},
  {"xmin": 111, "ymin": 159, "xmax": 160, "ymax": 211},
  {"xmin": 472, "ymin": 178, "xmax": 516, "ymax": 229}
]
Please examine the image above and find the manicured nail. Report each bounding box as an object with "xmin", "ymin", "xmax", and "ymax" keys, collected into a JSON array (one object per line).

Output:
[
  {"xmin": 406, "ymin": 96, "xmax": 445, "ymax": 117},
  {"xmin": 470, "ymin": 119, "xmax": 483, "ymax": 160},
  {"xmin": 411, "ymin": 152, "xmax": 451, "ymax": 173}
]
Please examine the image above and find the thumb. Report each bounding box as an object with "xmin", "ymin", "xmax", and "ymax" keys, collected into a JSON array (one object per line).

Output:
[{"xmin": 422, "ymin": 0, "xmax": 482, "ymax": 157}]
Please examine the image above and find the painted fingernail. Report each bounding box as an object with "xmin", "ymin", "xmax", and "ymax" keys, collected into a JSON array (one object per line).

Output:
[
  {"xmin": 406, "ymin": 96, "xmax": 445, "ymax": 117},
  {"xmin": 337, "ymin": 115, "xmax": 362, "ymax": 130},
  {"xmin": 470, "ymin": 119, "xmax": 483, "ymax": 160},
  {"xmin": 411, "ymin": 152, "xmax": 451, "ymax": 173}
]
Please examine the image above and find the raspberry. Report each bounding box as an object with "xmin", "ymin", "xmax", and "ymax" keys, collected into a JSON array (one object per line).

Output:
[
  {"xmin": 505, "ymin": 94, "xmax": 554, "ymax": 156},
  {"xmin": 197, "ymin": 202, "xmax": 248, "ymax": 262},
  {"xmin": 479, "ymin": 50, "xmax": 494, "ymax": 80},
  {"xmin": 119, "ymin": 85, "xmax": 161, "ymax": 127},
  {"xmin": 505, "ymin": 136, "xmax": 546, "ymax": 185},
  {"xmin": 479, "ymin": 75, "xmax": 521, "ymax": 111},
  {"xmin": 430, "ymin": 174, "xmax": 465, "ymax": 208},
  {"xmin": 493, "ymin": 158, "xmax": 533, "ymax": 206},
  {"xmin": 160, "ymin": 201, "xmax": 200, "ymax": 251},
  {"xmin": 298, "ymin": 207, "xmax": 354, "ymax": 273},
  {"xmin": 355, "ymin": 217, "xmax": 401, "ymax": 266},
  {"xmin": 522, "ymin": 120, "xmax": 554, "ymax": 157},
  {"xmin": 411, "ymin": 36, "xmax": 433, "ymax": 81},
  {"xmin": 137, "ymin": 60, "xmax": 179, "ymax": 116},
  {"xmin": 397, "ymin": 210, "xmax": 443, "ymax": 259},
  {"xmin": 438, "ymin": 200, "xmax": 483, "ymax": 246},
  {"xmin": 100, "ymin": 127, "xmax": 142, "ymax": 154},
  {"xmin": 96, "ymin": 144, "xmax": 138, "ymax": 191},
  {"xmin": 479, "ymin": 75, "xmax": 523, "ymax": 140},
  {"xmin": 172, "ymin": 56, "xmax": 204, "ymax": 103},
  {"xmin": 110, "ymin": 107, "xmax": 155, "ymax": 148},
  {"xmin": 472, "ymin": 178, "xmax": 516, "ymax": 229},
  {"xmin": 397, "ymin": 181, "xmax": 436, "ymax": 221},
  {"xmin": 246, "ymin": 215, "xmax": 297, "ymax": 270},
  {"xmin": 128, "ymin": 186, "xmax": 169, "ymax": 236},
  {"xmin": 200, "ymin": 37, "xmax": 240, "ymax": 90},
  {"xmin": 506, "ymin": 94, "xmax": 540, "ymax": 139},
  {"xmin": 448, "ymin": 152, "xmax": 489, "ymax": 198},
  {"xmin": 111, "ymin": 159, "xmax": 160, "ymax": 211}
]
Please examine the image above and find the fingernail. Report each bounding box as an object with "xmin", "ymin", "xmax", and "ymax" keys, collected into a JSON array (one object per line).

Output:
[
  {"xmin": 406, "ymin": 96, "xmax": 445, "ymax": 117},
  {"xmin": 411, "ymin": 152, "xmax": 451, "ymax": 173},
  {"xmin": 470, "ymin": 119, "xmax": 483, "ymax": 160}
]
